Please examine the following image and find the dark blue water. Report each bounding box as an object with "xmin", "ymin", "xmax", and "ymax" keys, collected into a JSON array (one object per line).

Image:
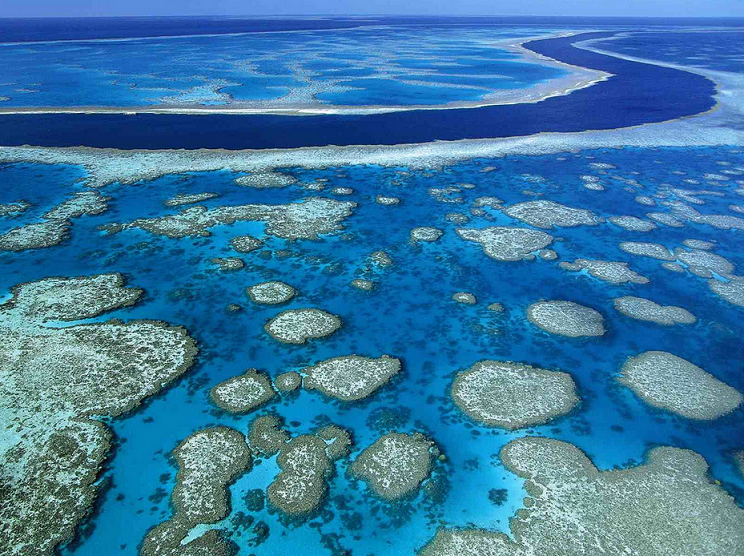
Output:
[
  {"xmin": 0, "ymin": 32, "xmax": 717, "ymax": 149},
  {"xmin": 2, "ymin": 16, "xmax": 744, "ymax": 43}
]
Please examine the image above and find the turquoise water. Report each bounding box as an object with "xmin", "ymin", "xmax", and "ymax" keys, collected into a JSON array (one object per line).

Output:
[
  {"xmin": 0, "ymin": 25, "xmax": 567, "ymax": 108},
  {"xmin": 1, "ymin": 146, "xmax": 743, "ymax": 555}
]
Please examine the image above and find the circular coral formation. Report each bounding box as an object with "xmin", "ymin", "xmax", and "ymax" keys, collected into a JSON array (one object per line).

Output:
[
  {"xmin": 487, "ymin": 302, "xmax": 505, "ymax": 312},
  {"xmin": 411, "ymin": 227, "xmax": 443, "ymax": 242},
  {"xmin": 264, "ymin": 308, "xmax": 341, "ymax": 344},
  {"xmin": 613, "ymin": 296, "xmax": 696, "ymax": 325},
  {"xmin": 451, "ymin": 360, "xmax": 579, "ymax": 429},
  {"xmin": 527, "ymin": 300, "xmax": 605, "ymax": 338},
  {"xmin": 247, "ymin": 281, "xmax": 296, "ymax": 305},
  {"xmin": 453, "ymin": 292, "xmax": 477, "ymax": 305},
  {"xmin": 457, "ymin": 227, "xmax": 554, "ymax": 262},
  {"xmin": 274, "ymin": 371, "xmax": 302, "ymax": 393},
  {"xmin": 303, "ymin": 354, "xmax": 401, "ymax": 401},
  {"xmin": 618, "ymin": 351, "xmax": 743, "ymax": 420},
  {"xmin": 231, "ymin": 235, "xmax": 263, "ymax": 253},
  {"xmin": 210, "ymin": 369, "xmax": 276, "ymax": 413},
  {"xmin": 504, "ymin": 200, "xmax": 597, "ymax": 229},
  {"xmin": 349, "ymin": 432, "xmax": 435, "ymax": 501}
]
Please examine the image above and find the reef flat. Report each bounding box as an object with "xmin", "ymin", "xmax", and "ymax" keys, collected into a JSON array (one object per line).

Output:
[
  {"xmin": 350, "ymin": 432, "xmax": 436, "ymax": 501},
  {"xmin": 457, "ymin": 227, "xmax": 554, "ymax": 262},
  {"xmin": 247, "ymin": 281, "xmax": 296, "ymax": 305},
  {"xmin": 101, "ymin": 197, "xmax": 356, "ymax": 240},
  {"xmin": 141, "ymin": 426, "xmax": 251, "ymax": 556},
  {"xmin": 0, "ymin": 274, "xmax": 197, "ymax": 556},
  {"xmin": 264, "ymin": 308, "xmax": 341, "ymax": 344},
  {"xmin": 503, "ymin": 200, "xmax": 597, "ymax": 229},
  {"xmin": 614, "ymin": 296, "xmax": 696, "ymax": 325},
  {"xmin": 303, "ymin": 355, "xmax": 401, "ymax": 401},
  {"xmin": 210, "ymin": 369, "xmax": 276, "ymax": 413},
  {"xmin": 421, "ymin": 437, "xmax": 744, "ymax": 556},
  {"xmin": 560, "ymin": 258, "xmax": 649, "ymax": 284},
  {"xmin": 451, "ymin": 360, "xmax": 579, "ymax": 429},
  {"xmin": 164, "ymin": 192, "xmax": 220, "ymax": 207},
  {"xmin": 619, "ymin": 351, "xmax": 743, "ymax": 420},
  {"xmin": 526, "ymin": 300, "xmax": 605, "ymax": 337}
]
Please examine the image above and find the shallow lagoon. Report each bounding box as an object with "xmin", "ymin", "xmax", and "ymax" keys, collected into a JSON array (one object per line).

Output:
[
  {"xmin": 1, "ymin": 145, "xmax": 743, "ymax": 555},
  {"xmin": 0, "ymin": 25, "xmax": 568, "ymax": 109}
]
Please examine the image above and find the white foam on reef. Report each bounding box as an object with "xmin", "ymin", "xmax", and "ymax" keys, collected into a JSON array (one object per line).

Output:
[
  {"xmin": 0, "ymin": 275, "xmax": 197, "ymax": 555},
  {"xmin": 451, "ymin": 360, "xmax": 578, "ymax": 429},
  {"xmin": 527, "ymin": 300, "xmax": 605, "ymax": 337},
  {"xmin": 420, "ymin": 437, "xmax": 744, "ymax": 556},
  {"xmin": 452, "ymin": 292, "xmax": 477, "ymax": 305},
  {"xmin": 619, "ymin": 351, "xmax": 742, "ymax": 420}
]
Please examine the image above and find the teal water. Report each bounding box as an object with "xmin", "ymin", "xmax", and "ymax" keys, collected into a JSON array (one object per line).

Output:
[{"xmin": 1, "ymin": 146, "xmax": 743, "ymax": 555}]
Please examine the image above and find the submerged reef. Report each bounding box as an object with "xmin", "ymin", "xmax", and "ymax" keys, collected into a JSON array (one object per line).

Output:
[
  {"xmin": 560, "ymin": 258, "xmax": 649, "ymax": 284},
  {"xmin": 303, "ymin": 354, "xmax": 401, "ymax": 401},
  {"xmin": 102, "ymin": 197, "xmax": 356, "ymax": 240},
  {"xmin": 350, "ymin": 432, "xmax": 436, "ymax": 501},
  {"xmin": 210, "ymin": 257, "xmax": 244, "ymax": 271},
  {"xmin": 230, "ymin": 235, "xmax": 263, "ymax": 253},
  {"xmin": 264, "ymin": 308, "xmax": 341, "ymax": 344},
  {"xmin": 619, "ymin": 351, "xmax": 742, "ymax": 420},
  {"xmin": 141, "ymin": 426, "xmax": 251, "ymax": 556},
  {"xmin": 376, "ymin": 195, "xmax": 401, "ymax": 205},
  {"xmin": 369, "ymin": 250, "xmax": 393, "ymax": 267},
  {"xmin": 411, "ymin": 227, "xmax": 443, "ymax": 242},
  {"xmin": 457, "ymin": 227, "xmax": 554, "ymax": 262},
  {"xmin": 451, "ymin": 360, "xmax": 578, "ymax": 429},
  {"xmin": 210, "ymin": 369, "xmax": 276, "ymax": 413},
  {"xmin": 613, "ymin": 296, "xmax": 696, "ymax": 325},
  {"xmin": 0, "ymin": 191, "xmax": 108, "ymax": 251},
  {"xmin": 247, "ymin": 281, "xmax": 296, "ymax": 305},
  {"xmin": 0, "ymin": 274, "xmax": 197, "ymax": 556},
  {"xmin": 0, "ymin": 200, "xmax": 30, "ymax": 217},
  {"xmin": 503, "ymin": 200, "xmax": 597, "ymax": 229},
  {"xmin": 421, "ymin": 437, "xmax": 744, "ymax": 556},
  {"xmin": 526, "ymin": 300, "xmax": 605, "ymax": 337},
  {"xmin": 164, "ymin": 192, "xmax": 220, "ymax": 207},
  {"xmin": 351, "ymin": 278, "xmax": 375, "ymax": 291},
  {"xmin": 452, "ymin": 292, "xmax": 477, "ymax": 305}
]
